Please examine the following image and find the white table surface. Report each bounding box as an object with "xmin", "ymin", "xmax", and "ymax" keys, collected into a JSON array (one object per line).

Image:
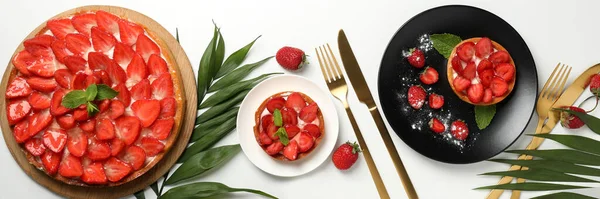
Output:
[{"xmin": 2, "ymin": 0, "xmax": 600, "ymax": 198}]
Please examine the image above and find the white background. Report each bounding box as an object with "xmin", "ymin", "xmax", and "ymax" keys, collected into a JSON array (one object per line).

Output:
[{"xmin": 1, "ymin": 0, "xmax": 600, "ymax": 198}]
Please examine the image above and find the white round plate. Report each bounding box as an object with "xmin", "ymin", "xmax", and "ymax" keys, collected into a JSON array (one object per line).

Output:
[{"xmin": 237, "ymin": 74, "xmax": 339, "ymax": 177}]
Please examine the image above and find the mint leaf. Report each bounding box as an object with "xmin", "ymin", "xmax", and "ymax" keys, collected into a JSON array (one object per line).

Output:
[
  {"xmin": 86, "ymin": 101, "xmax": 99, "ymax": 116},
  {"xmin": 85, "ymin": 84, "xmax": 98, "ymax": 101},
  {"xmin": 475, "ymin": 105, "xmax": 496, "ymax": 130},
  {"xmin": 275, "ymin": 127, "xmax": 289, "ymax": 145},
  {"xmin": 96, "ymin": 84, "xmax": 119, "ymax": 100},
  {"xmin": 62, "ymin": 90, "xmax": 88, "ymax": 108},
  {"xmin": 273, "ymin": 109, "xmax": 282, "ymax": 127},
  {"xmin": 430, "ymin": 33, "xmax": 462, "ymax": 58}
]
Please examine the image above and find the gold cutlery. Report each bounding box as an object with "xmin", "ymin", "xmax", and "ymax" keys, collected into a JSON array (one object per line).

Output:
[
  {"xmin": 337, "ymin": 29, "xmax": 418, "ymax": 199},
  {"xmin": 315, "ymin": 44, "xmax": 390, "ymax": 199}
]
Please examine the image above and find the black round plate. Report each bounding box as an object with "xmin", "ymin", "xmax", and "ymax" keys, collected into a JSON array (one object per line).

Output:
[{"xmin": 378, "ymin": 5, "xmax": 538, "ymax": 164}]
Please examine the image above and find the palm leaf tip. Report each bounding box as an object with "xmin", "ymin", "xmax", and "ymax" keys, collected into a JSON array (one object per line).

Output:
[{"xmin": 474, "ymin": 182, "xmax": 589, "ymax": 191}]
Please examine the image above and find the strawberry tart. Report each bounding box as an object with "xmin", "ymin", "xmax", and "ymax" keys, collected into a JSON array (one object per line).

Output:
[
  {"xmin": 5, "ymin": 10, "xmax": 183, "ymax": 186},
  {"xmin": 254, "ymin": 91, "xmax": 324, "ymax": 161}
]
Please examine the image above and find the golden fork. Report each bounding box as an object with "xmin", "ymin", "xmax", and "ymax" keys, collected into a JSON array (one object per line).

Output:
[
  {"xmin": 316, "ymin": 44, "xmax": 390, "ymax": 199},
  {"xmin": 487, "ymin": 63, "xmax": 572, "ymax": 199}
]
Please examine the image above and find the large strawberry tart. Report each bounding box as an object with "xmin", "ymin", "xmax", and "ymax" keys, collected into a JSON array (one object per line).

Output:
[{"xmin": 5, "ymin": 10, "xmax": 183, "ymax": 186}]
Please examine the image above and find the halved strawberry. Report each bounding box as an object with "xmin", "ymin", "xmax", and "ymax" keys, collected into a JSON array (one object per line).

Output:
[
  {"xmin": 74, "ymin": 109, "xmax": 90, "ymax": 122},
  {"xmin": 42, "ymin": 128, "xmax": 67, "ymax": 153},
  {"xmin": 258, "ymin": 131, "xmax": 273, "ymax": 146},
  {"xmin": 147, "ymin": 54, "xmax": 168, "ymax": 76},
  {"xmin": 261, "ymin": 115, "xmax": 274, "ymax": 131},
  {"xmin": 27, "ymin": 77, "xmax": 57, "ymax": 92},
  {"xmin": 113, "ymin": 42, "xmax": 135, "ymax": 68},
  {"xmin": 67, "ymin": 127, "xmax": 87, "ymax": 157},
  {"xmin": 113, "ymin": 83, "xmax": 131, "ymax": 106},
  {"xmin": 266, "ymin": 97, "xmax": 286, "ymax": 113},
  {"xmin": 477, "ymin": 59, "xmax": 493, "ymax": 74},
  {"xmin": 107, "ymin": 62, "xmax": 127, "ymax": 86},
  {"xmin": 407, "ymin": 85, "xmax": 426, "ymax": 109},
  {"xmin": 7, "ymin": 99, "xmax": 31, "ymax": 125},
  {"xmin": 297, "ymin": 132, "xmax": 314, "ymax": 153},
  {"xmin": 98, "ymin": 99, "xmax": 111, "ymax": 113},
  {"xmin": 284, "ymin": 124, "xmax": 300, "ymax": 138},
  {"xmin": 419, "ymin": 66, "xmax": 439, "ymax": 85},
  {"xmin": 490, "ymin": 77, "xmax": 508, "ymax": 97},
  {"xmin": 463, "ymin": 62, "xmax": 476, "ymax": 80},
  {"xmin": 28, "ymin": 91, "xmax": 51, "ymax": 110},
  {"xmin": 51, "ymin": 39, "xmax": 71, "ymax": 63},
  {"xmin": 109, "ymin": 100, "xmax": 125, "ymax": 119},
  {"xmin": 483, "ymin": 88, "xmax": 493, "ymax": 103},
  {"xmin": 139, "ymin": 137, "xmax": 164, "ymax": 156},
  {"xmin": 265, "ymin": 141, "xmax": 283, "ymax": 155},
  {"xmin": 267, "ymin": 124, "xmax": 278, "ymax": 140},
  {"xmin": 302, "ymin": 124, "xmax": 321, "ymax": 138},
  {"xmin": 96, "ymin": 11, "xmax": 120, "ymax": 35},
  {"xmin": 450, "ymin": 120, "xmax": 469, "ymax": 140},
  {"xmin": 149, "ymin": 118, "xmax": 174, "ymax": 140},
  {"xmin": 467, "ymin": 83, "xmax": 484, "ymax": 103},
  {"xmin": 94, "ymin": 70, "xmax": 112, "ymax": 86},
  {"xmin": 111, "ymin": 139, "xmax": 126, "ymax": 156},
  {"xmin": 281, "ymin": 108, "xmax": 298, "ymax": 126},
  {"xmin": 136, "ymin": 34, "xmax": 160, "ymax": 62},
  {"xmin": 104, "ymin": 157, "xmax": 132, "ymax": 182},
  {"xmin": 118, "ymin": 19, "xmax": 144, "ymax": 46},
  {"xmin": 115, "ymin": 116, "xmax": 141, "ymax": 145},
  {"xmin": 457, "ymin": 42, "xmax": 475, "ymax": 62},
  {"xmin": 429, "ymin": 118, "xmax": 445, "ymax": 134},
  {"xmin": 127, "ymin": 54, "xmax": 148, "ymax": 83},
  {"xmin": 85, "ymin": 74, "xmax": 100, "ymax": 88},
  {"xmin": 131, "ymin": 99, "xmax": 160, "ymax": 127},
  {"xmin": 453, "ymin": 76, "xmax": 471, "ymax": 92},
  {"xmin": 54, "ymin": 69, "xmax": 73, "ymax": 89},
  {"xmin": 475, "ymin": 37, "xmax": 493, "ymax": 58},
  {"xmin": 27, "ymin": 53, "xmax": 56, "ymax": 77},
  {"xmin": 285, "ymin": 92, "xmax": 306, "ymax": 112},
  {"xmin": 91, "ymin": 26, "xmax": 116, "ymax": 52},
  {"xmin": 46, "ymin": 19, "xmax": 76, "ymax": 39},
  {"xmin": 57, "ymin": 114, "xmax": 75, "ymax": 129},
  {"xmin": 13, "ymin": 120, "xmax": 30, "ymax": 143},
  {"xmin": 120, "ymin": 145, "xmax": 146, "ymax": 170},
  {"xmin": 429, "ymin": 93, "xmax": 444, "ymax": 109},
  {"xmin": 59, "ymin": 154, "xmax": 83, "ymax": 178},
  {"xmin": 159, "ymin": 97, "xmax": 176, "ymax": 119},
  {"xmin": 96, "ymin": 118, "xmax": 115, "ymax": 140},
  {"xmin": 450, "ymin": 56, "xmax": 463, "ymax": 76},
  {"xmin": 129, "ymin": 79, "xmax": 151, "ymax": 100},
  {"xmin": 299, "ymin": 103, "xmax": 319, "ymax": 123},
  {"xmin": 81, "ymin": 161, "xmax": 107, "ymax": 184},
  {"xmin": 283, "ymin": 140, "xmax": 299, "ymax": 160},
  {"xmin": 479, "ymin": 69, "xmax": 494, "ymax": 88},
  {"xmin": 151, "ymin": 73, "xmax": 174, "ymax": 100},
  {"xmin": 488, "ymin": 51, "xmax": 510, "ymax": 64},
  {"xmin": 87, "ymin": 137, "xmax": 111, "ymax": 161},
  {"xmin": 12, "ymin": 50, "xmax": 34, "ymax": 76},
  {"xmin": 42, "ymin": 151, "xmax": 61, "ymax": 175},
  {"xmin": 71, "ymin": 13, "xmax": 97, "ymax": 36},
  {"xmin": 51, "ymin": 89, "xmax": 70, "ymax": 116},
  {"xmin": 495, "ymin": 63, "xmax": 515, "ymax": 82},
  {"xmin": 28, "ymin": 110, "xmax": 53, "ymax": 136},
  {"xmin": 65, "ymin": 33, "xmax": 91, "ymax": 57},
  {"xmin": 23, "ymin": 35, "xmax": 55, "ymax": 57},
  {"xmin": 72, "ymin": 72, "xmax": 88, "ymax": 90},
  {"xmin": 25, "ymin": 138, "xmax": 46, "ymax": 156},
  {"xmin": 88, "ymin": 52, "xmax": 111, "ymax": 70},
  {"xmin": 6, "ymin": 77, "xmax": 32, "ymax": 99}
]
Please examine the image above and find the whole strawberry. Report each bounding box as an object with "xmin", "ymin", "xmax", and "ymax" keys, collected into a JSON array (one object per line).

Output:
[
  {"xmin": 332, "ymin": 141, "xmax": 361, "ymax": 170},
  {"xmin": 589, "ymin": 74, "xmax": 600, "ymax": 96},
  {"xmin": 558, "ymin": 106, "xmax": 585, "ymax": 129},
  {"xmin": 276, "ymin": 46, "xmax": 306, "ymax": 71},
  {"xmin": 407, "ymin": 48, "xmax": 425, "ymax": 68}
]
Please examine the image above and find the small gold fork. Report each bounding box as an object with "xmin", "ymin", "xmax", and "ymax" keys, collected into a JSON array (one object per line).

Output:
[{"xmin": 316, "ymin": 44, "xmax": 390, "ymax": 199}]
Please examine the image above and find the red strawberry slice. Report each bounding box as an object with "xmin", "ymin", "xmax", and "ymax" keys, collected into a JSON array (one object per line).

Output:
[
  {"xmin": 104, "ymin": 157, "xmax": 132, "ymax": 182},
  {"xmin": 131, "ymin": 99, "xmax": 160, "ymax": 127},
  {"xmin": 96, "ymin": 118, "xmax": 116, "ymax": 140},
  {"xmin": 467, "ymin": 83, "xmax": 484, "ymax": 103},
  {"xmin": 43, "ymin": 128, "xmax": 67, "ymax": 153},
  {"xmin": 139, "ymin": 137, "xmax": 164, "ymax": 156},
  {"xmin": 7, "ymin": 99, "xmax": 31, "ymax": 125},
  {"xmin": 85, "ymin": 74, "xmax": 100, "ymax": 88},
  {"xmin": 258, "ymin": 131, "xmax": 273, "ymax": 146},
  {"xmin": 113, "ymin": 83, "xmax": 131, "ymax": 106},
  {"xmin": 91, "ymin": 26, "xmax": 116, "ymax": 52},
  {"xmin": 115, "ymin": 116, "xmax": 141, "ymax": 145},
  {"xmin": 46, "ymin": 19, "xmax": 76, "ymax": 39},
  {"xmin": 265, "ymin": 141, "xmax": 283, "ymax": 155},
  {"xmin": 130, "ymin": 79, "xmax": 152, "ymax": 100},
  {"xmin": 50, "ymin": 89, "xmax": 70, "ymax": 116},
  {"xmin": 136, "ymin": 34, "xmax": 160, "ymax": 62},
  {"xmin": 407, "ymin": 85, "xmax": 426, "ymax": 110},
  {"xmin": 27, "ymin": 55, "xmax": 55, "ymax": 77},
  {"xmin": 450, "ymin": 56, "xmax": 463, "ymax": 76},
  {"xmin": 54, "ymin": 69, "xmax": 73, "ymax": 89},
  {"xmin": 284, "ymin": 124, "xmax": 300, "ymax": 138},
  {"xmin": 450, "ymin": 120, "xmax": 469, "ymax": 140},
  {"xmin": 283, "ymin": 140, "xmax": 299, "ymax": 160},
  {"xmin": 109, "ymin": 100, "xmax": 125, "ymax": 119},
  {"xmin": 483, "ymin": 88, "xmax": 493, "ymax": 103},
  {"xmin": 266, "ymin": 97, "xmax": 286, "ymax": 113},
  {"xmin": 490, "ymin": 77, "xmax": 508, "ymax": 97},
  {"xmin": 74, "ymin": 109, "xmax": 90, "ymax": 122},
  {"xmin": 475, "ymin": 37, "xmax": 493, "ymax": 58},
  {"xmin": 66, "ymin": 128, "xmax": 87, "ymax": 157},
  {"xmin": 477, "ymin": 59, "xmax": 493, "ymax": 74},
  {"xmin": 29, "ymin": 110, "xmax": 53, "ymax": 137},
  {"xmin": 261, "ymin": 115, "xmax": 274, "ymax": 131},
  {"xmin": 51, "ymin": 39, "xmax": 71, "ymax": 63},
  {"xmin": 65, "ymin": 33, "xmax": 91, "ymax": 57},
  {"xmin": 113, "ymin": 42, "xmax": 135, "ymax": 68},
  {"xmin": 419, "ymin": 66, "xmax": 439, "ymax": 85},
  {"xmin": 57, "ymin": 114, "xmax": 76, "ymax": 130},
  {"xmin": 488, "ymin": 51, "xmax": 510, "ymax": 64},
  {"xmin": 98, "ymin": 99, "xmax": 111, "ymax": 113},
  {"xmin": 463, "ymin": 62, "xmax": 476, "ymax": 80},
  {"xmin": 297, "ymin": 132, "xmax": 314, "ymax": 153},
  {"xmin": 29, "ymin": 91, "xmax": 51, "ymax": 110},
  {"xmin": 12, "ymin": 50, "xmax": 35, "ymax": 76},
  {"xmin": 281, "ymin": 108, "xmax": 298, "ymax": 126},
  {"xmin": 120, "ymin": 145, "xmax": 146, "ymax": 170},
  {"xmin": 59, "ymin": 154, "xmax": 83, "ymax": 178},
  {"xmin": 94, "ymin": 70, "xmax": 112, "ymax": 86},
  {"xmin": 479, "ymin": 69, "xmax": 494, "ymax": 88},
  {"xmin": 27, "ymin": 77, "xmax": 57, "ymax": 92},
  {"xmin": 25, "ymin": 138, "xmax": 46, "ymax": 156},
  {"xmin": 429, "ymin": 93, "xmax": 444, "ymax": 109},
  {"xmin": 285, "ymin": 92, "xmax": 306, "ymax": 112},
  {"xmin": 12, "ymin": 120, "xmax": 30, "ymax": 143},
  {"xmin": 457, "ymin": 42, "xmax": 475, "ymax": 62},
  {"xmin": 127, "ymin": 54, "xmax": 148, "ymax": 83},
  {"xmin": 71, "ymin": 13, "xmax": 97, "ymax": 36},
  {"xmin": 6, "ymin": 77, "xmax": 32, "ymax": 99},
  {"xmin": 107, "ymin": 62, "xmax": 127, "ymax": 86},
  {"xmin": 110, "ymin": 139, "xmax": 126, "ymax": 156},
  {"xmin": 495, "ymin": 63, "xmax": 515, "ymax": 82},
  {"xmin": 429, "ymin": 118, "xmax": 445, "ymax": 134},
  {"xmin": 159, "ymin": 97, "xmax": 176, "ymax": 119},
  {"xmin": 147, "ymin": 54, "xmax": 168, "ymax": 76},
  {"xmin": 149, "ymin": 118, "xmax": 174, "ymax": 140},
  {"xmin": 118, "ymin": 19, "xmax": 144, "ymax": 46},
  {"xmin": 96, "ymin": 11, "xmax": 120, "ymax": 35},
  {"xmin": 267, "ymin": 124, "xmax": 278, "ymax": 140},
  {"xmin": 88, "ymin": 52, "xmax": 111, "ymax": 70},
  {"xmin": 151, "ymin": 73, "xmax": 174, "ymax": 100},
  {"xmin": 72, "ymin": 72, "xmax": 88, "ymax": 90},
  {"xmin": 302, "ymin": 124, "xmax": 321, "ymax": 138},
  {"xmin": 81, "ymin": 161, "xmax": 107, "ymax": 184},
  {"xmin": 87, "ymin": 137, "xmax": 111, "ymax": 161},
  {"xmin": 299, "ymin": 103, "xmax": 319, "ymax": 123},
  {"xmin": 42, "ymin": 151, "xmax": 61, "ymax": 175},
  {"xmin": 453, "ymin": 76, "xmax": 471, "ymax": 92},
  {"xmin": 80, "ymin": 118, "xmax": 96, "ymax": 132},
  {"xmin": 23, "ymin": 35, "xmax": 55, "ymax": 57}
]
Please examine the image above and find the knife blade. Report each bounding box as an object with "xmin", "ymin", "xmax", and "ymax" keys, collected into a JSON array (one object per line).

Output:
[{"xmin": 338, "ymin": 29, "xmax": 418, "ymax": 199}]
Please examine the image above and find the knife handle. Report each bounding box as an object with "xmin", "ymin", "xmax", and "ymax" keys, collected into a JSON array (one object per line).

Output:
[{"xmin": 368, "ymin": 106, "xmax": 419, "ymax": 199}]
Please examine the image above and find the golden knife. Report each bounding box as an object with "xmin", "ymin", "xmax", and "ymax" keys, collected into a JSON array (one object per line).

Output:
[
  {"xmin": 337, "ymin": 29, "xmax": 419, "ymax": 199},
  {"xmin": 487, "ymin": 63, "xmax": 600, "ymax": 199}
]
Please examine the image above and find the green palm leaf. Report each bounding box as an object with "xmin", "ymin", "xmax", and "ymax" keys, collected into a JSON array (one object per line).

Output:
[
  {"xmin": 489, "ymin": 159, "xmax": 600, "ymax": 177},
  {"xmin": 480, "ymin": 169, "xmax": 597, "ymax": 182},
  {"xmin": 475, "ymin": 182, "xmax": 589, "ymax": 191},
  {"xmin": 531, "ymin": 192, "xmax": 597, "ymax": 199},
  {"xmin": 505, "ymin": 149, "xmax": 600, "ymax": 166}
]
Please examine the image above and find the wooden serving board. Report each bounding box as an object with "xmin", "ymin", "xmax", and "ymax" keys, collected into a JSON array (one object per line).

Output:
[{"xmin": 0, "ymin": 5, "xmax": 197, "ymax": 198}]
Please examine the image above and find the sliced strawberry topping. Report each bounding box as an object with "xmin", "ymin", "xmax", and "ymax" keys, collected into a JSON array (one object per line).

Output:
[
  {"xmin": 50, "ymin": 89, "xmax": 70, "ymax": 116},
  {"xmin": 65, "ymin": 33, "xmax": 91, "ymax": 57},
  {"xmin": 88, "ymin": 52, "xmax": 111, "ymax": 70},
  {"xmin": 59, "ymin": 154, "xmax": 83, "ymax": 178},
  {"xmin": 258, "ymin": 131, "xmax": 273, "ymax": 146},
  {"xmin": 7, "ymin": 99, "xmax": 31, "ymax": 125},
  {"xmin": 131, "ymin": 99, "xmax": 160, "ymax": 127},
  {"xmin": 72, "ymin": 72, "xmax": 88, "ymax": 90},
  {"xmin": 26, "ymin": 55, "xmax": 55, "ymax": 77},
  {"xmin": 42, "ymin": 128, "xmax": 67, "ymax": 153},
  {"xmin": 96, "ymin": 118, "xmax": 115, "ymax": 140},
  {"xmin": 51, "ymin": 39, "xmax": 71, "ymax": 64},
  {"xmin": 87, "ymin": 137, "xmax": 111, "ymax": 161},
  {"xmin": 98, "ymin": 99, "xmax": 110, "ymax": 113},
  {"xmin": 113, "ymin": 83, "xmax": 131, "ymax": 106},
  {"xmin": 66, "ymin": 127, "xmax": 87, "ymax": 157},
  {"xmin": 453, "ymin": 76, "xmax": 471, "ymax": 92},
  {"xmin": 57, "ymin": 114, "xmax": 76, "ymax": 129},
  {"xmin": 483, "ymin": 88, "xmax": 493, "ymax": 103},
  {"xmin": 462, "ymin": 62, "xmax": 476, "ymax": 80},
  {"xmin": 477, "ymin": 59, "xmax": 493, "ymax": 74},
  {"xmin": 147, "ymin": 54, "xmax": 168, "ymax": 76},
  {"xmin": 297, "ymin": 132, "xmax": 314, "ymax": 153},
  {"xmin": 479, "ymin": 69, "xmax": 494, "ymax": 88},
  {"xmin": 54, "ymin": 69, "xmax": 73, "ymax": 89},
  {"xmin": 450, "ymin": 56, "xmax": 463, "ymax": 76},
  {"xmin": 95, "ymin": 11, "xmax": 120, "ymax": 35},
  {"xmin": 104, "ymin": 157, "xmax": 132, "ymax": 182},
  {"xmin": 81, "ymin": 161, "xmax": 107, "ymax": 185},
  {"xmin": 127, "ymin": 54, "xmax": 148, "ymax": 83},
  {"xmin": 29, "ymin": 91, "xmax": 51, "ymax": 110},
  {"xmin": 71, "ymin": 13, "xmax": 97, "ymax": 36},
  {"xmin": 149, "ymin": 118, "xmax": 174, "ymax": 140},
  {"xmin": 299, "ymin": 103, "xmax": 319, "ymax": 123},
  {"xmin": 115, "ymin": 116, "xmax": 141, "ymax": 145},
  {"xmin": 285, "ymin": 92, "xmax": 306, "ymax": 112},
  {"xmin": 467, "ymin": 83, "xmax": 484, "ymax": 103},
  {"xmin": 457, "ymin": 42, "xmax": 475, "ymax": 62},
  {"xmin": 261, "ymin": 115, "xmax": 274, "ymax": 131},
  {"xmin": 12, "ymin": 120, "xmax": 30, "ymax": 143},
  {"xmin": 91, "ymin": 26, "xmax": 116, "ymax": 52},
  {"xmin": 74, "ymin": 109, "xmax": 90, "ymax": 122},
  {"xmin": 136, "ymin": 34, "xmax": 160, "ymax": 62},
  {"xmin": 429, "ymin": 93, "xmax": 444, "ymax": 109},
  {"xmin": 109, "ymin": 100, "xmax": 125, "ymax": 119},
  {"xmin": 266, "ymin": 124, "xmax": 278, "ymax": 140},
  {"xmin": 139, "ymin": 137, "xmax": 164, "ymax": 156},
  {"xmin": 281, "ymin": 108, "xmax": 298, "ymax": 126},
  {"xmin": 46, "ymin": 19, "xmax": 76, "ymax": 39},
  {"xmin": 266, "ymin": 97, "xmax": 286, "ymax": 113},
  {"xmin": 12, "ymin": 50, "xmax": 35, "ymax": 76},
  {"xmin": 110, "ymin": 139, "xmax": 126, "ymax": 157},
  {"xmin": 283, "ymin": 140, "xmax": 299, "ymax": 160},
  {"xmin": 107, "ymin": 62, "xmax": 128, "ymax": 86},
  {"xmin": 159, "ymin": 97, "xmax": 176, "ymax": 119},
  {"xmin": 25, "ymin": 138, "xmax": 46, "ymax": 156},
  {"xmin": 120, "ymin": 145, "xmax": 146, "ymax": 170},
  {"xmin": 6, "ymin": 77, "xmax": 32, "ymax": 99},
  {"xmin": 475, "ymin": 37, "xmax": 493, "ymax": 58},
  {"xmin": 265, "ymin": 141, "xmax": 283, "ymax": 155},
  {"xmin": 490, "ymin": 77, "xmax": 508, "ymax": 97},
  {"xmin": 23, "ymin": 35, "xmax": 55, "ymax": 57},
  {"xmin": 85, "ymin": 74, "xmax": 100, "ymax": 87},
  {"xmin": 151, "ymin": 73, "xmax": 174, "ymax": 100},
  {"xmin": 302, "ymin": 124, "xmax": 321, "ymax": 138},
  {"xmin": 284, "ymin": 124, "xmax": 300, "ymax": 138},
  {"xmin": 29, "ymin": 110, "xmax": 53, "ymax": 137},
  {"xmin": 94, "ymin": 70, "xmax": 112, "ymax": 86},
  {"xmin": 113, "ymin": 42, "xmax": 135, "ymax": 68},
  {"xmin": 488, "ymin": 51, "xmax": 510, "ymax": 64},
  {"xmin": 129, "ymin": 79, "xmax": 151, "ymax": 100},
  {"xmin": 42, "ymin": 151, "xmax": 61, "ymax": 175},
  {"xmin": 495, "ymin": 63, "xmax": 515, "ymax": 82},
  {"xmin": 118, "ymin": 19, "xmax": 144, "ymax": 46},
  {"xmin": 27, "ymin": 77, "xmax": 57, "ymax": 92}
]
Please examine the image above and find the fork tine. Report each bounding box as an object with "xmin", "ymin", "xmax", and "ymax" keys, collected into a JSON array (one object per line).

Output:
[
  {"xmin": 319, "ymin": 46, "xmax": 336, "ymax": 81},
  {"xmin": 542, "ymin": 64, "xmax": 566, "ymax": 99},
  {"xmin": 315, "ymin": 47, "xmax": 331, "ymax": 83},
  {"xmin": 321, "ymin": 45, "xmax": 338, "ymax": 80},
  {"xmin": 539, "ymin": 63, "xmax": 562, "ymax": 99},
  {"xmin": 549, "ymin": 65, "xmax": 571, "ymax": 100},
  {"xmin": 326, "ymin": 43, "xmax": 344, "ymax": 79}
]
